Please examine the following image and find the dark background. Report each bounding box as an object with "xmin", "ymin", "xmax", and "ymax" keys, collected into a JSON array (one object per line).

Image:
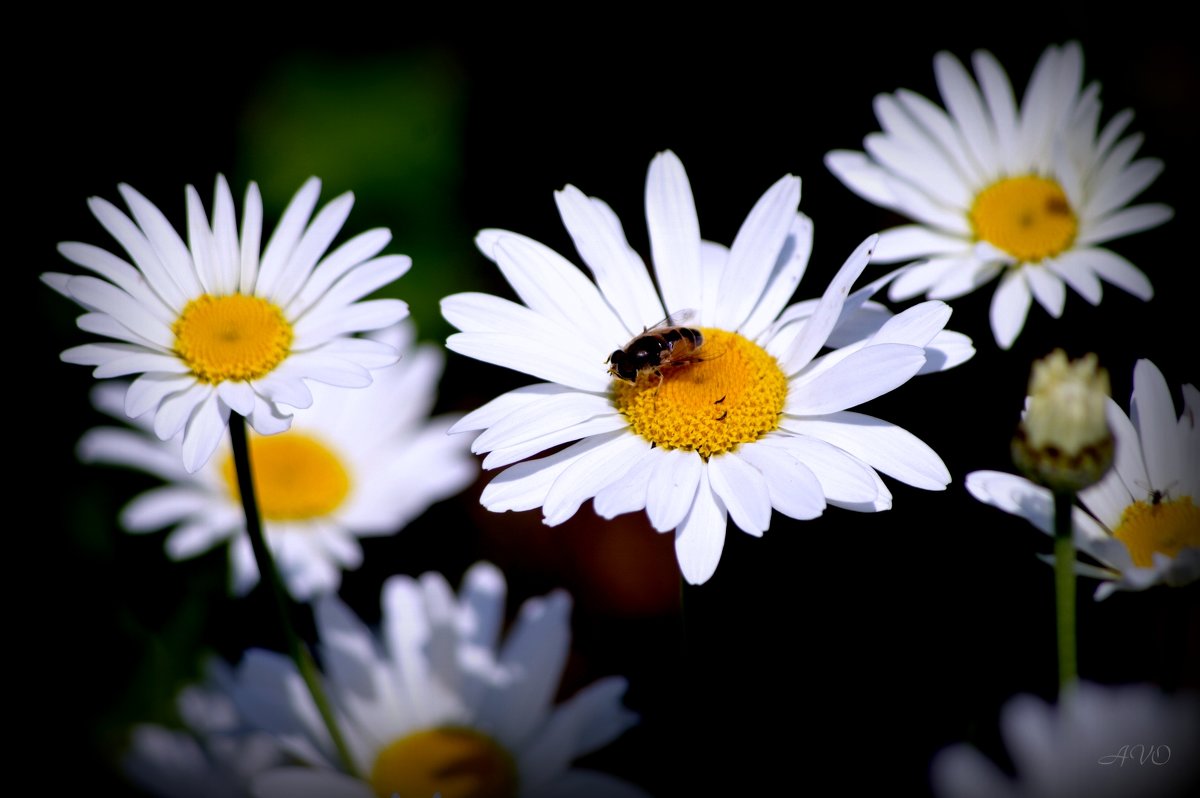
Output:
[{"xmin": 19, "ymin": 13, "xmax": 1198, "ymax": 796}]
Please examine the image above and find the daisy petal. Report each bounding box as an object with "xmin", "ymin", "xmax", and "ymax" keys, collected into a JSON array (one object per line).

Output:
[
  {"xmin": 1131, "ymin": 359, "xmax": 1181, "ymax": 493},
  {"xmin": 255, "ymin": 177, "xmax": 321, "ymax": 298},
  {"xmin": 825, "ymin": 150, "xmax": 899, "ymax": 209},
  {"xmin": 1026, "ymin": 265, "xmax": 1066, "ymax": 317},
  {"xmin": 966, "ymin": 470, "xmax": 1052, "ymax": 534},
  {"xmin": 1079, "ymin": 203, "xmax": 1173, "ymax": 246},
  {"xmin": 449, "ymin": 383, "xmax": 578, "ymax": 435},
  {"xmin": 674, "ymin": 467, "xmax": 727, "ymax": 585},
  {"xmin": 888, "ymin": 257, "xmax": 964, "ymax": 301},
  {"xmin": 787, "ymin": 411, "xmax": 950, "ymax": 490},
  {"xmin": 645, "ymin": 150, "xmax": 703, "ymax": 315},
  {"xmin": 181, "ymin": 394, "xmax": 231, "ymax": 473},
  {"xmin": 786, "ymin": 343, "xmax": 926, "ymax": 416},
  {"xmin": 737, "ymin": 443, "xmax": 825, "ymax": 520},
  {"xmin": 1046, "ymin": 250, "xmax": 1103, "ymax": 305},
  {"xmin": 1078, "ymin": 248, "xmax": 1153, "ymax": 301},
  {"xmin": 534, "ymin": 431, "xmax": 650, "ymax": 527},
  {"xmin": 485, "ymin": 234, "xmax": 627, "ymax": 345},
  {"xmin": 473, "ymin": 392, "xmax": 616, "ymax": 454},
  {"xmin": 266, "ymin": 192, "xmax": 355, "ymax": 307},
  {"xmin": 780, "ymin": 234, "xmax": 877, "ymax": 374},
  {"xmin": 593, "ymin": 448, "xmax": 659, "ymax": 520},
  {"xmin": 740, "ymin": 213, "xmax": 814, "ymax": 340},
  {"xmin": 762, "ymin": 434, "xmax": 879, "ymax": 504},
  {"xmin": 933, "ymin": 51, "xmax": 997, "ymax": 176},
  {"xmin": 552, "ymin": 187, "xmax": 665, "ymax": 336},
  {"xmin": 989, "ymin": 268, "xmax": 1032, "ymax": 349},
  {"xmin": 715, "ymin": 174, "xmax": 801, "ymax": 331},
  {"xmin": 707, "ymin": 452, "xmax": 772, "ymax": 536},
  {"xmin": 875, "ymin": 225, "xmax": 967, "ymax": 264},
  {"xmin": 645, "ymin": 448, "xmax": 703, "ymax": 532},
  {"xmin": 252, "ymin": 768, "xmax": 370, "ymax": 798},
  {"xmin": 481, "ymin": 436, "xmax": 617, "ymax": 513}
]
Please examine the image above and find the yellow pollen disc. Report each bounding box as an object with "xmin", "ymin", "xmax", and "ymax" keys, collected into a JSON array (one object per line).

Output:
[
  {"xmin": 369, "ymin": 727, "xmax": 518, "ymax": 798},
  {"xmin": 612, "ymin": 328, "xmax": 788, "ymax": 460},
  {"xmin": 220, "ymin": 432, "xmax": 351, "ymax": 521},
  {"xmin": 1112, "ymin": 496, "xmax": 1200, "ymax": 568},
  {"xmin": 970, "ymin": 175, "xmax": 1078, "ymax": 261},
  {"xmin": 173, "ymin": 294, "xmax": 293, "ymax": 384}
]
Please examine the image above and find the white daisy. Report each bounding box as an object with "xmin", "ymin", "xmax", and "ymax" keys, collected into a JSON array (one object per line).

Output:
[
  {"xmin": 43, "ymin": 176, "xmax": 410, "ymax": 472},
  {"xmin": 232, "ymin": 562, "xmax": 648, "ymax": 798},
  {"xmin": 932, "ymin": 682, "xmax": 1200, "ymax": 798},
  {"xmin": 442, "ymin": 150, "xmax": 974, "ymax": 585},
  {"xmin": 77, "ymin": 323, "xmax": 477, "ymax": 600},
  {"xmin": 826, "ymin": 42, "xmax": 1172, "ymax": 349},
  {"xmin": 124, "ymin": 663, "xmax": 282, "ymax": 798},
  {"xmin": 967, "ymin": 359, "xmax": 1199, "ymax": 599}
]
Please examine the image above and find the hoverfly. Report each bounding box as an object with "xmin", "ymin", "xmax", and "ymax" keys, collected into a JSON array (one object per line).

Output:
[{"xmin": 606, "ymin": 310, "xmax": 707, "ymax": 384}]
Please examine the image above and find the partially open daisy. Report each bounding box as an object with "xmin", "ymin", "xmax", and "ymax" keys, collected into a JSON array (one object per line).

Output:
[
  {"xmin": 968, "ymin": 359, "xmax": 1199, "ymax": 599},
  {"xmin": 44, "ymin": 176, "xmax": 410, "ymax": 472},
  {"xmin": 78, "ymin": 324, "xmax": 476, "ymax": 599},
  {"xmin": 235, "ymin": 562, "xmax": 648, "ymax": 798},
  {"xmin": 826, "ymin": 42, "xmax": 1171, "ymax": 348},
  {"xmin": 443, "ymin": 151, "xmax": 974, "ymax": 584}
]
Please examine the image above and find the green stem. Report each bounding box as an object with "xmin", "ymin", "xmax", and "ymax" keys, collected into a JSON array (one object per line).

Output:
[
  {"xmin": 229, "ymin": 416, "xmax": 359, "ymax": 776},
  {"xmin": 1053, "ymin": 490, "xmax": 1078, "ymax": 692}
]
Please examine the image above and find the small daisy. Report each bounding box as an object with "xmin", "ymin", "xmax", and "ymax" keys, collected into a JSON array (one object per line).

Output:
[
  {"xmin": 443, "ymin": 151, "xmax": 973, "ymax": 585},
  {"xmin": 44, "ymin": 176, "xmax": 410, "ymax": 472},
  {"xmin": 967, "ymin": 359, "xmax": 1199, "ymax": 599},
  {"xmin": 932, "ymin": 682, "xmax": 1200, "ymax": 798},
  {"xmin": 124, "ymin": 663, "xmax": 282, "ymax": 798},
  {"xmin": 232, "ymin": 562, "xmax": 648, "ymax": 798},
  {"xmin": 826, "ymin": 42, "xmax": 1171, "ymax": 348},
  {"xmin": 78, "ymin": 324, "xmax": 476, "ymax": 600}
]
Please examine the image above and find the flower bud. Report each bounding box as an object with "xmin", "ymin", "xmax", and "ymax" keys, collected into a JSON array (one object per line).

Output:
[{"xmin": 1012, "ymin": 349, "xmax": 1114, "ymax": 492}]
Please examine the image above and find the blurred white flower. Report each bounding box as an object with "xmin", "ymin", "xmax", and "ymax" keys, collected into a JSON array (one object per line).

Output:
[
  {"xmin": 79, "ymin": 323, "xmax": 476, "ymax": 599},
  {"xmin": 932, "ymin": 682, "xmax": 1200, "ymax": 797},
  {"xmin": 236, "ymin": 563, "xmax": 649, "ymax": 798}
]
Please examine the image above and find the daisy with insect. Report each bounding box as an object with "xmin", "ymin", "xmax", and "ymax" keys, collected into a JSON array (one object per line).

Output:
[
  {"xmin": 826, "ymin": 42, "xmax": 1171, "ymax": 348},
  {"xmin": 968, "ymin": 358, "xmax": 1199, "ymax": 599},
  {"xmin": 443, "ymin": 150, "xmax": 974, "ymax": 584}
]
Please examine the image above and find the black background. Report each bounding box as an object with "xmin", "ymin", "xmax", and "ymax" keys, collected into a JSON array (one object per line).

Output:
[{"xmin": 18, "ymin": 12, "xmax": 1199, "ymax": 796}]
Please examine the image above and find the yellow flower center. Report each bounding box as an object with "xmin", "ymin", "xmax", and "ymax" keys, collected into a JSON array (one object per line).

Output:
[
  {"xmin": 970, "ymin": 176, "xmax": 1078, "ymax": 261},
  {"xmin": 612, "ymin": 328, "xmax": 788, "ymax": 460},
  {"xmin": 369, "ymin": 727, "xmax": 518, "ymax": 798},
  {"xmin": 220, "ymin": 432, "xmax": 351, "ymax": 521},
  {"xmin": 1112, "ymin": 496, "xmax": 1200, "ymax": 568},
  {"xmin": 173, "ymin": 294, "xmax": 293, "ymax": 384}
]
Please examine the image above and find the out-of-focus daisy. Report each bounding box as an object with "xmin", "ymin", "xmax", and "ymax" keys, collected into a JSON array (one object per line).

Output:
[
  {"xmin": 78, "ymin": 324, "xmax": 476, "ymax": 600},
  {"xmin": 124, "ymin": 664, "xmax": 282, "ymax": 798},
  {"xmin": 44, "ymin": 176, "xmax": 410, "ymax": 472},
  {"xmin": 968, "ymin": 359, "xmax": 1199, "ymax": 599},
  {"xmin": 932, "ymin": 682, "xmax": 1200, "ymax": 798},
  {"xmin": 442, "ymin": 150, "xmax": 973, "ymax": 584},
  {"xmin": 236, "ymin": 562, "xmax": 648, "ymax": 798},
  {"xmin": 827, "ymin": 42, "xmax": 1171, "ymax": 349}
]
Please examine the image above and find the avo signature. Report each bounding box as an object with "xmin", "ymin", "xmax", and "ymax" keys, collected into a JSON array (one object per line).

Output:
[{"xmin": 1098, "ymin": 744, "xmax": 1171, "ymax": 766}]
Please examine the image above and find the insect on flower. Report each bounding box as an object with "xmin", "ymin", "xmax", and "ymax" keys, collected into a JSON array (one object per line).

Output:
[{"xmin": 606, "ymin": 310, "xmax": 709, "ymax": 385}]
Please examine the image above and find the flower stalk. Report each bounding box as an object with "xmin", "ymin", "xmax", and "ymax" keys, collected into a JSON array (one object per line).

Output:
[
  {"xmin": 228, "ymin": 415, "xmax": 359, "ymax": 776},
  {"xmin": 1053, "ymin": 490, "xmax": 1077, "ymax": 691}
]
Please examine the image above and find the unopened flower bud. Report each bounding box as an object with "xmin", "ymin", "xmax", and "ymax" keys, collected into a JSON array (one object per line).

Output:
[{"xmin": 1012, "ymin": 349, "xmax": 1114, "ymax": 492}]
